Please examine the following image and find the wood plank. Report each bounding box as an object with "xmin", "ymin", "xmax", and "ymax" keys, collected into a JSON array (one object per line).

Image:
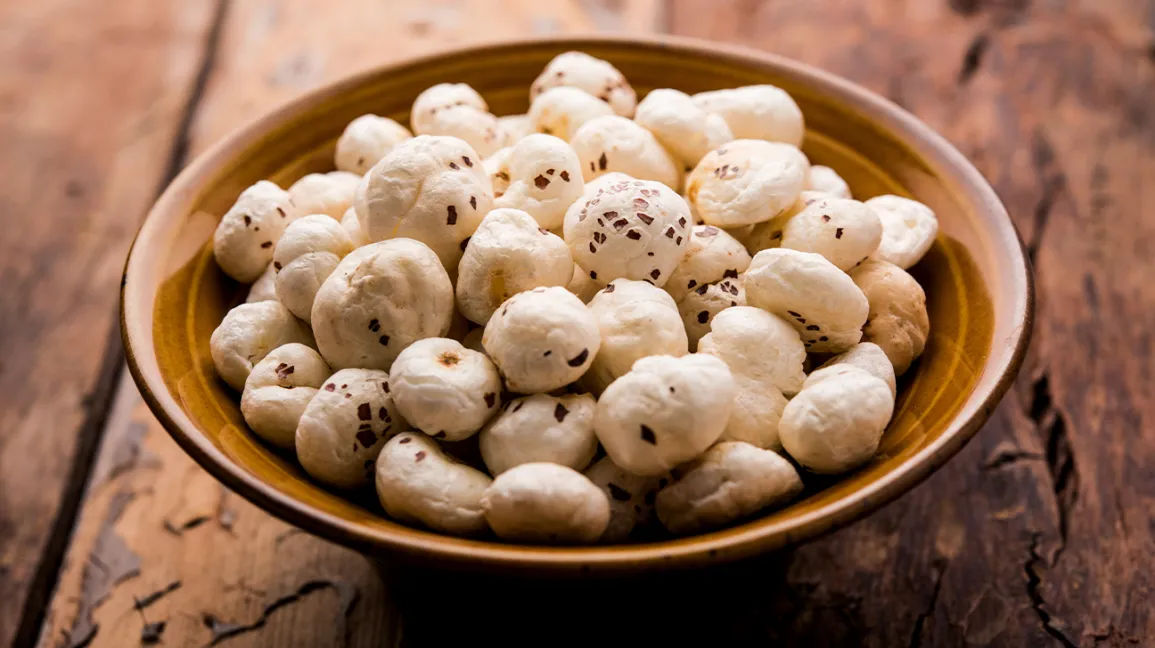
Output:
[{"xmin": 0, "ymin": 2, "xmax": 223, "ymax": 645}]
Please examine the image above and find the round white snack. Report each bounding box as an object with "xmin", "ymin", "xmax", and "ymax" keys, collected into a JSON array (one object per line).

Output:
[
  {"xmin": 497, "ymin": 113, "xmax": 533, "ymax": 144},
  {"xmin": 656, "ymin": 441, "xmax": 803, "ymax": 534},
  {"xmin": 240, "ymin": 343, "xmax": 330, "ymax": 449},
  {"xmin": 527, "ymin": 86, "xmax": 615, "ymax": 141},
  {"xmin": 375, "ymin": 432, "xmax": 492, "ymax": 535},
  {"xmin": 530, "ymin": 51, "xmax": 636, "ymax": 117},
  {"xmin": 210, "ymin": 301, "xmax": 314, "ymax": 391},
  {"xmin": 686, "ymin": 139, "xmax": 809, "ymax": 228},
  {"xmin": 780, "ymin": 365, "xmax": 894, "ymax": 474},
  {"xmin": 806, "ymin": 165, "xmax": 852, "ymax": 198},
  {"xmin": 456, "ymin": 208, "xmax": 573, "ymax": 325},
  {"xmin": 245, "ymin": 263, "xmax": 278, "ymax": 303},
  {"xmin": 483, "ymin": 146, "xmax": 513, "ymax": 197},
  {"xmin": 721, "ymin": 373, "xmax": 790, "ymax": 449},
  {"xmin": 409, "ymin": 82, "xmax": 488, "ymax": 133},
  {"xmin": 487, "ymin": 134, "xmax": 584, "ymax": 230},
  {"xmin": 634, "ymin": 88, "xmax": 734, "ymax": 169},
  {"xmin": 387, "ymin": 337, "xmax": 502, "ymax": 441},
  {"xmin": 288, "ymin": 171, "xmax": 360, "ymax": 220},
  {"xmin": 744, "ymin": 248, "xmax": 868, "ymax": 353},
  {"xmin": 296, "ymin": 368, "xmax": 402, "ymax": 488},
  {"xmin": 594, "ymin": 354, "xmax": 735, "ymax": 476},
  {"xmin": 311, "ymin": 238, "xmax": 453, "ymax": 371},
  {"xmin": 584, "ymin": 279, "xmax": 688, "ymax": 393},
  {"xmin": 339, "ymin": 207, "xmax": 369, "ymax": 247},
  {"xmin": 481, "ymin": 462, "xmax": 610, "ymax": 543},
  {"xmin": 697, "ymin": 306, "xmax": 806, "ymax": 396},
  {"xmin": 849, "ymin": 260, "xmax": 930, "ymax": 375},
  {"xmin": 866, "ymin": 195, "xmax": 939, "ymax": 269},
  {"xmin": 780, "ymin": 196, "xmax": 882, "ymax": 271},
  {"xmin": 570, "ymin": 116, "xmax": 681, "ymax": 190},
  {"xmin": 482, "ymin": 286, "xmax": 600, "ymax": 393},
  {"xmin": 692, "ymin": 85, "xmax": 805, "ymax": 147},
  {"xmin": 479, "ymin": 393, "xmax": 597, "ymax": 475},
  {"xmin": 414, "ymin": 103, "xmax": 504, "ymax": 158},
  {"xmin": 584, "ymin": 456, "xmax": 667, "ymax": 542},
  {"xmin": 565, "ymin": 264, "xmax": 604, "ymax": 303},
  {"xmin": 272, "ymin": 214, "xmax": 355, "ymax": 323},
  {"xmin": 810, "ymin": 342, "xmax": 897, "ymax": 397},
  {"xmin": 213, "ymin": 180, "xmax": 295, "ymax": 282},
  {"xmin": 563, "ymin": 176, "xmax": 691, "ymax": 287},
  {"xmin": 676, "ymin": 277, "xmax": 745, "ymax": 350},
  {"xmin": 665, "ymin": 224, "xmax": 751, "ymax": 301},
  {"xmin": 740, "ymin": 190, "xmax": 828, "ymax": 255},
  {"xmin": 356, "ymin": 135, "xmax": 494, "ymax": 272},
  {"xmin": 335, "ymin": 114, "xmax": 412, "ymax": 175}
]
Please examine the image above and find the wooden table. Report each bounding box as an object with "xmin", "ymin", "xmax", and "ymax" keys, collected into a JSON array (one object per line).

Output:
[{"xmin": 3, "ymin": 0, "xmax": 1152, "ymax": 645}]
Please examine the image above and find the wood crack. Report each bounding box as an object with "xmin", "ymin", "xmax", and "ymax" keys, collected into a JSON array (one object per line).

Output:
[
  {"xmin": 1028, "ymin": 373, "xmax": 1079, "ymax": 549},
  {"xmin": 202, "ymin": 579, "xmax": 358, "ymax": 646},
  {"xmin": 1024, "ymin": 533, "xmax": 1079, "ymax": 647},
  {"xmin": 1027, "ymin": 129, "xmax": 1066, "ymax": 263},
  {"xmin": 983, "ymin": 449, "xmax": 1044, "ymax": 470},
  {"xmin": 908, "ymin": 560, "xmax": 947, "ymax": 648},
  {"xmin": 957, "ymin": 32, "xmax": 989, "ymax": 84}
]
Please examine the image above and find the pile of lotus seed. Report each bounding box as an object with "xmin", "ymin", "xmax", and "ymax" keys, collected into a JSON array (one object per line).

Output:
[{"xmin": 210, "ymin": 51, "xmax": 936, "ymax": 544}]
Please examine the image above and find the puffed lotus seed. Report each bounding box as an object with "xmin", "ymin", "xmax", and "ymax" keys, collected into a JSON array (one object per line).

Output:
[
  {"xmin": 849, "ymin": 259, "xmax": 930, "ymax": 375},
  {"xmin": 664, "ymin": 224, "xmax": 752, "ymax": 302},
  {"xmin": 240, "ymin": 343, "xmax": 330, "ymax": 449},
  {"xmin": 213, "ymin": 180, "xmax": 296, "ymax": 283},
  {"xmin": 481, "ymin": 462, "xmax": 610, "ymax": 543},
  {"xmin": 686, "ymin": 139, "xmax": 809, "ymax": 228},
  {"xmin": 697, "ymin": 305, "xmax": 806, "ymax": 397},
  {"xmin": 335, "ymin": 114, "xmax": 413, "ymax": 175},
  {"xmin": 634, "ymin": 88, "xmax": 733, "ymax": 169},
  {"xmin": 676, "ymin": 277, "xmax": 745, "ymax": 351},
  {"xmin": 721, "ymin": 374, "xmax": 790, "ymax": 450},
  {"xmin": 740, "ymin": 190, "xmax": 827, "ymax": 255},
  {"xmin": 565, "ymin": 263, "xmax": 604, "ymax": 303},
  {"xmin": 780, "ymin": 195, "xmax": 882, "ymax": 271},
  {"xmin": 866, "ymin": 195, "xmax": 939, "ymax": 269},
  {"xmin": 692, "ymin": 85, "xmax": 805, "ymax": 147},
  {"xmin": 210, "ymin": 300, "xmax": 315, "ymax": 391},
  {"xmin": 311, "ymin": 238, "xmax": 453, "ymax": 371},
  {"xmin": 584, "ymin": 279, "xmax": 687, "ymax": 394},
  {"xmin": 482, "ymin": 286, "xmax": 600, "ymax": 393},
  {"xmin": 779, "ymin": 365, "xmax": 894, "ymax": 474},
  {"xmin": 272, "ymin": 214, "xmax": 355, "ymax": 323},
  {"xmin": 388, "ymin": 337, "xmax": 503, "ymax": 441},
  {"xmin": 375, "ymin": 432, "xmax": 492, "ymax": 535},
  {"xmin": 806, "ymin": 164, "xmax": 852, "ymax": 198},
  {"xmin": 584, "ymin": 456, "xmax": 666, "ymax": 542},
  {"xmin": 656, "ymin": 441, "xmax": 803, "ymax": 534},
  {"xmin": 570, "ymin": 116, "xmax": 681, "ymax": 190},
  {"xmin": 296, "ymin": 368, "xmax": 403, "ymax": 489},
  {"xmin": 339, "ymin": 207, "xmax": 369, "ymax": 247},
  {"xmin": 410, "ymin": 83, "xmax": 488, "ymax": 133},
  {"xmin": 479, "ymin": 392, "xmax": 597, "ymax": 475},
  {"xmin": 245, "ymin": 263, "xmax": 278, "ymax": 303},
  {"xmin": 744, "ymin": 248, "xmax": 868, "ymax": 353},
  {"xmin": 527, "ymin": 86, "xmax": 614, "ymax": 141},
  {"xmin": 288, "ymin": 171, "xmax": 361, "ymax": 220},
  {"xmin": 497, "ymin": 113, "xmax": 533, "ymax": 144},
  {"xmin": 595, "ymin": 354, "xmax": 735, "ymax": 476},
  {"xmin": 810, "ymin": 341, "xmax": 897, "ymax": 397},
  {"xmin": 414, "ymin": 103, "xmax": 504, "ymax": 158},
  {"xmin": 488, "ymin": 134, "xmax": 583, "ymax": 230},
  {"xmin": 530, "ymin": 51, "xmax": 637, "ymax": 117}
]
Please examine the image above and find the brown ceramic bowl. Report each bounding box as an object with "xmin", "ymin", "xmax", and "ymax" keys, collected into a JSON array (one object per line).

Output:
[{"xmin": 122, "ymin": 35, "xmax": 1031, "ymax": 574}]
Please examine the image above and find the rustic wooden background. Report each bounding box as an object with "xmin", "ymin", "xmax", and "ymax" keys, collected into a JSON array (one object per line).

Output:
[{"xmin": 2, "ymin": 0, "xmax": 1152, "ymax": 646}]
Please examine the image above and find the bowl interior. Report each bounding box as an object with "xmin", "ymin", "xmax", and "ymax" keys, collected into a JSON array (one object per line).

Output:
[{"xmin": 125, "ymin": 37, "xmax": 1028, "ymax": 572}]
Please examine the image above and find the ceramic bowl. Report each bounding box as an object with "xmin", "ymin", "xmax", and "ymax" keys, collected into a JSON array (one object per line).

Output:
[{"xmin": 122, "ymin": 35, "xmax": 1032, "ymax": 574}]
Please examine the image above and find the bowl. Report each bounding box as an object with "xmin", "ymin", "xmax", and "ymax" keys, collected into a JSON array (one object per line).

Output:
[{"xmin": 121, "ymin": 35, "xmax": 1032, "ymax": 574}]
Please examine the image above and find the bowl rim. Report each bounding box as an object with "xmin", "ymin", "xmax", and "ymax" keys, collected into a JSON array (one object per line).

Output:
[{"xmin": 122, "ymin": 33, "xmax": 1033, "ymax": 573}]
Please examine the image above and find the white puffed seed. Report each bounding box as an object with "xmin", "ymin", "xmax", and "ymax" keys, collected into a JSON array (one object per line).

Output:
[
  {"xmin": 570, "ymin": 116, "xmax": 681, "ymax": 190},
  {"xmin": 583, "ymin": 456, "xmax": 666, "ymax": 542},
  {"xmin": 488, "ymin": 134, "xmax": 583, "ymax": 230},
  {"xmin": 481, "ymin": 462, "xmax": 610, "ymax": 543},
  {"xmin": 375, "ymin": 432, "xmax": 492, "ymax": 535},
  {"xmin": 482, "ymin": 286, "xmax": 600, "ymax": 393},
  {"xmin": 414, "ymin": 103, "xmax": 504, "ymax": 158},
  {"xmin": 245, "ymin": 263, "xmax": 278, "ymax": 303},
  {"xmin": 272, "ymin": 214, "xmax": 355, "ymax": 323},
  {"xmin": 213, "ymin": 180, "xmax": 295, "ymax": 282},
  {"xmin": 563, "ymin": 176, "xmax": 691, "ymax": 287},
  {"xmin": 565, "ymin": 264, "xmax": 604, "ymax": 303},
  {"xmin": 409, "ymin": 83, "xmax": 488, "ymax": 133},
  {"xmin": 665, "ymin": 224, "xmax": 751, "ymax": 301},
  {"xmin": 779, "ymin": 365, "xmax": 894, "ymax": 474},
  {"xmin": 335, "ymin": 115, "xmax": 412, "ymax": 175},
  {"xmin": 866, "ymin": 195, "xmax": 939, "ymax": 269},
  {"xmin": 676, "ymin": 277, "xmax": 745, "ymax": 350},
  {"xmin": 721, "ymin": 374, "xmax": 790, "ymax": 450},
  {"xmin": 356, "ymin": 135, "xmax": 494, "ymax": 272},
  {"xmin": 296, "ymin": 368, "xmax": 403, "ymax": 488},
  {"xmin": 634, "ymin": 88, "xmax": 734, "ymax": 170},
  {"xmin": 744, "ymin": 248, "xmax": 868, "ymax": 353},
  {"xmin": 584, "ymin": 279, "xmax": 688, "ymax": 394},
  {"xmin": 810, "ymin": 342, "xmax": 897, "ymax": 397},
  {"xmin": 387, "ymin": 337, "xmax": 502, "ymax": 441},
  {"xmin": 594, "ymin": 354, "xmax": 735, "ymax": 476},
  {"xmin": 311, "ymin": 239, "xmax": 453, "ymax": 371},
  {"xmin": 656, "ymin": 441, "xmax": 803, "ymax": 534},
  {"xmin": 339, "ymin": 207, "xmax": 369, "ymax": 247},
  {"xmin": 497, "ymin": 113, "xmax": 533, "ymax": 144},
  {"xmin": 530, "ymin": 51, "xmax": 636, "ymax": 117},
  {"xmin": 456, "ymin": 208, "xmax": 573, "ymax": 325},
  {"xmin": 240, "ymin": 343, "xmax": 330, "ymax": 449},
  {"xmin": 686, "ymin": 140, "xmax": 809, "ymax": 227},
  {"xmin": 479, "ymin": 393, "xmax": 597, "ymax": 475},
  {"xmin": 527, "ymin": 86, "xmax": 615, "ymax": 141},
  {"xmin": 288, "ymin": 171, "xmax": 360, "ymax": 220},
  {"xmin": 697, "ymin": 305, "xmax": 806, "ymax": 396},
  {"xmin": 849, "ymin": 260, "xmax": 929, "ymax": 375},
  {"xmin": 780, "ymin": 196, "xmax": 882, "ymax": 271},
  {"xmin": 740, "ymin": 190, "xmax": 827, "ymax": 255},
  {"xmin": 692, "ymin": 85, "xmax": 805, "ymax": 147},
  {"xmin": 483, "ymin": 146, "xmax": 513, "ymax": 197},
  {"xmin": 806, "ymin": 165, "xmax": 852, "ymax": 198},
  {"xmin": 210, "ymin": 301, "xmax": 314, "ymax": 391}
]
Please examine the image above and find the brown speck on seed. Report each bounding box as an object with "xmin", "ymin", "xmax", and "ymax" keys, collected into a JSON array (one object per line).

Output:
[
  {"xmin": 633, "ymin": 198, "xmax": 649, "ymax": 209},
  {"xmin": 513, "ymin": 402, "xmax": 524, "ymax": 413},
  {"xmin": 484, "ymin": 392, "xmax": 496, "ymax": 408},
  {"xmin": 368, "ymin": 319, "xmax": 380, "ymax": 332},
  {"xmin": 260, "ymin": 241, "xmax": 272, "ymax": 248},
  {"xmin": 546, "ymin": 168, "xmax": 555, "ymax": 175},
  {"xmin": 355, "ymin": 429, "xmax": 376, "ymax": 447},
  {"xmin": 554, "ymin": 403, "xmax": 569, "ymax": 422},
  {"xmin": 647, "ymin": 251, "xmax": 654, "ymax": 256},
  {"xmin": 589, "ymin": 242, "xmax": 598, "ymax": 254},
  {"xmin": 446, "ymin": 205, "xmax": 457, "ymax": 225},
  {"xmin": 543, "ymin": 350, "xmax": 552, "ymax": 356},
  {"xmin": 650, "ymin": 268, "xmax": 661, "ymax": 280},
  {"xmin": 345, "ymin": 393, "xmax": 352, "ymax": 399},
  {"xmin": 496, "ymin": 171, "xmax": 510, "ymax": 181},
  {"xmin": 607, "ymin": 483, "xmax": 631, "ymax": 501},
  {"xmin": 806, "ymin": 325, "xmax": 820, "ymax": 331},
  {"xmin": 687, "ymin": 279, "xmax": 697, "ymax": 289},
  {"xmin": 379, "ymin": 407, "xmax": 389, "ymax": 420},
  {"xmin": 819, "ymin": 335, "xmax": 829, "ymax": 341},
  {"xmin": 243, "ymin": 215, "xmax": 251, "ymax": 226},
  {"xmin": 603, "ymin": 284, "xmax": 616, "ymax": 293},
  {"xmin": 640, "ymin": 425, "xmax": 657, "ymax": 445},
  {"xmin": 324, "ymin": 383, "xmax": 336, "ymax": 392},
  {"xmin": 567, "ymin": 348, "xmax": 589, "ymax": 367},
  {"xmin": 723, "ymin": 269, "xmax": 738, "ymax": 279},
  {"xmin": 697, "ymin": 310, "xmax": 709, "ymax": 324},
  {"xmin": 449, "ymin": 161, "xmax": 459, "ymax": 170},
  {"xmin": 835, "ymin": 227, "xmax": 844, "ymax": 239},
  {"xmin": 460, "ymin": 236, "xmax": 471, "ymax": 251},
  {"xmin": 821, "ymin": 214, "xmax": 831, "ymax": 222},
  {"xmin": 669, "ymin": 386, "xmax": 676, "ymax": 393},
  {"xmin": 678, "ymin": 217, "xmax": 687, "ymax": 228},
  {"xmin": 415, "ymin": 451, "xmax": 427, "ymax": 462},
  {"xmin": 274, "ymin": 363, "xmax": 295, "ymax": 380},
  {"xmin": 664, "ymin": 227, "xmax": 675, "ymax": 238},
  {"xmin": 598, "ymin": 152, "xmax": 607, "ymax": 170},
  {"xmin": 399, "ymin": 437, "xmax": 411, "ymax": 444},
  {"xmin": 787, "ymin": 310, "xmax": 801, "ymax": 317},
  {"xmin": 560, "ymin": 170, "xmax": 570, "ymax": 181},
  {"xmin": 273, "ymin": 261, "xmax": 282, "ymax": 270},
  {"xmin": 470, "ymin": 195, "xmax": 477, "ymax": 209},
  {"xmin": 589, "ymin": 270, "xmax": 597, "ymax": 279},
  {"xmin": 462, "ymin": 156, "xmax": 473, "ymax": 167},
  {"xmin": 696, "ymin": 284, "xmax": 709, "ymax": 295},
  {"xmin": 590, "ymin": 161, "xmax": 596, "ymax": 172},
  {"xmin": 276, "ymin": 206, "xmax": 287, "ymax": 218},
  {"xmin": 438, "ymin": 351, "xmax": 460, "ymax": 366},
  {"xmin": 379, "ymin": 335, "xmax": 390, "ymax": 346},
  {"xmin": 357, "ymin": 403, "xmax": 371, "ymax": 420},
  {"xmin": 382, "ymin": 382, "xmax": 390, "ymax": 393},
  {"xmin": 676, "ymin": 236, "xmax": 683, "ymax": 245},
  {"xmin": 534, "ymin": 174, "xmax": 550, "ymax": 189},
  {"xmin": 637, "ymin": 213, "xmax": 653, "ymax": 225}
]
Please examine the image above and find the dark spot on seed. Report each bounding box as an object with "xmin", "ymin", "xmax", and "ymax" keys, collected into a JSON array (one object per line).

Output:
[
  {"xmin": 460, "ymin": 236, "xmax": 471, "ymax": 251},
  {"xmin": 554, "ymin": 403, "xmax": 569, "ymax": 422},
  {"xmin": 560, "ymin": 170, "xmax": 570, "ymax": 181},
  {"xmin": 821, "ymin": 214, "xmax": 831, "ymax": 222},
  {"xmin": 637, "ymin": 213, "xmax": 653, "ymax": 225},
  {"xmin": 687, "ymin": 279, "xmax": 697, "ymax": 289},
  {"xmin": 598, "ymin": 153, "xmax": 608, "ymax": 170},
  {"xmin": 603, "ymin": 284, "xmax": 615, "ymax": 293},
  {"xmin": 484, "ymin": 392, "xmax": 496, "ymax": 408},
  {"xmin": 379, "ymin": 335, "xmax": 390, "ymax": 346},
  {"xmin": 647, "ymin": 251, "xmax": 654, "ymax": 256},
  {"xmin": 446, "ymin": 205, "xmax": 457, "ymax": 225},
  {"xmin": 345, "ymin": 393, "xmax": 352, "ymax": 399},
  {"xmin": 625, "ymin": 229, "xmax": 642, "ymax": 240},
  {"xmin": 678, "ymin": 217, "xmax": 687, "ymax": 228},
  {"xmin": 650, "ymin": 269, "xmax": 661, "ymax": 280},
  {"xmin": 589, "ymin": 242, "xmax": 597, "ymax": 253},
  {"xmin": 260, "ymin": 241, "xmax": 272, "ymax": 248},
  {"xmin": 669, "ymin": 386, "xmax": 676, "ymax": 393},
  {"xmin": 607, "ymin": 483, "xmax": 631, "ymax": 501},
  {"xmin": 697, "ymin": 310, "xmax": 709, "ymax": 324},
  {"xmin": 819, "ymin": 335, "xmax": 829, "ymax": 341},
  {"xmin": 835, "ymin": 227, "xmax": 844, "ymax": 239},
  {"xmin": 513, "ymin": 402, "xmax": 524, "ymax": 412},
  {"xmin": 449, "ymin": 161, "xmax": 459, "ymax": 169},
  {"xmin": 357, "ymin": 403, "xmax": 371, "ymax": 421},
  {"xmin": 665, "ymin": 227, "xmax": 675, "ymax": 238},
  {"xmin": 613, "ymin": 218, "xmax": 629, "ymax": 230},
  {"xmin": 567, "ymin": 349, "xmax": 589, "ymax": 367},
  {"xmin": 534, "ymin": 174, "xmax": 551, "ymax": 189},
  {"xmin": 379, "ymin": 407, "xmax": 389, "ymax": 420},
  {"xmin": 399, "ymin": 437, "xmax": 411, "ymax": 444},
  {"xmin": 368, "ymin": 319, "xmax": 380, "ymax": 332},
  {"xmin": 469, "ymin": 195, "xmax": 477, "ymax": 209},
  {"xmin": 806, "ymin": 325, "xmax": 820, "ymax": 331},
  {"xmin": 676, "ymin": 236, "xmax": 683, "ymax": 244},
  {"xmin": 274, "ymin": 363, "xmax": 295, "ymax": 379},
  {"xmin": 324, "ymin": 383, "xmax": 335, "ymax": 392},
  {"xmin": 462, "ymin": 156, "xmax": 473, "ymax": 167},
  {"xmin": 696, "ymin": 284, "xmax": 709, "ymax": 295},
  {"xmin": 355, "ymin": 429, "xmax": 376, "ymax": 447},
  {"xmin": 543, "ymin": 350, "xmax": 552, "ymax": 356},
  {"xmin": 415, "ymin": 451, "xmax": 427, "ymax": 461},
  {"xmin": 243, "ymin": 215, "xmax": 252, "ymax": 226},
  {"xmin": 723, "ymin": 269, "xmax": 738, "ymax": 278},
  {"xmin": 787, "ymin": 310, "xmax": 801, "ymax": 317},
  {"xmin": 273, "ymin": 261, "xmax": 282, "ymax": 271},
  {"xmin": 640, "ymin": 425, "xmax": 657, "ymax": 444},
  {"xmin": 589, "ymin": 270, "xmax": 597, "ymax": 279},
  {"xmin": 382, "ymin": 382, "xmax": 390, "ymax": 393}
]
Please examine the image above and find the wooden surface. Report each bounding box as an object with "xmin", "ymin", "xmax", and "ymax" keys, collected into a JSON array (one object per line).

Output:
[{"xmin": 0, "ymin": 0, "xmax": 1149, "ymax": 646}]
